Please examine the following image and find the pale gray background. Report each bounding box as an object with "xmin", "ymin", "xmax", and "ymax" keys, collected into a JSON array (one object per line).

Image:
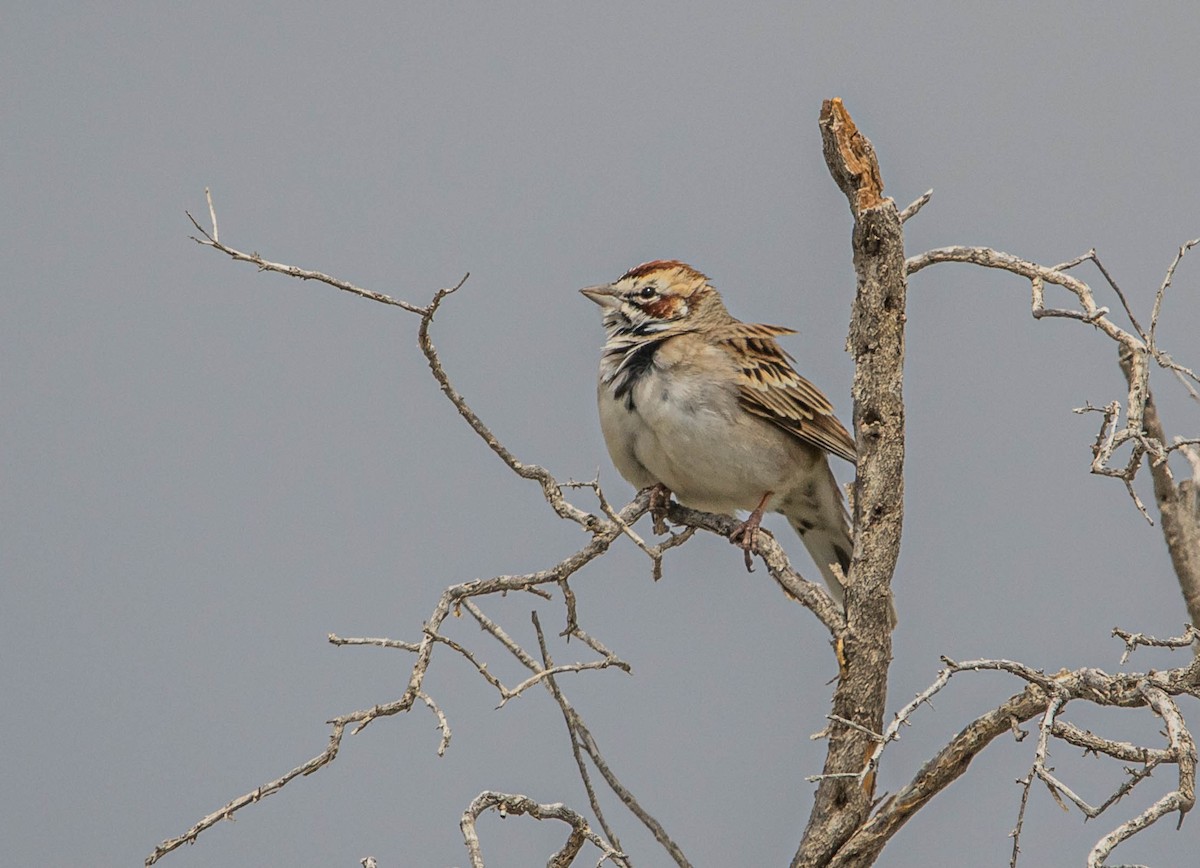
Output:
[{"xmin": 4, "ymin": 4, "xmax": 1199, "ymax": 867}]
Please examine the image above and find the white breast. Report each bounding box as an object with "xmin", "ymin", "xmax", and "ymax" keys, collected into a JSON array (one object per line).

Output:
[{"xmin": 597, "ymin": 341, "xmax": 815, "ymax": 514}]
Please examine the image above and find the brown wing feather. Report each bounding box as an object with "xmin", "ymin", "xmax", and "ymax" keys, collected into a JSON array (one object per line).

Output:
[{"xmin": 713, "ymin": 323, "xmax": 857, "ymax": 465}]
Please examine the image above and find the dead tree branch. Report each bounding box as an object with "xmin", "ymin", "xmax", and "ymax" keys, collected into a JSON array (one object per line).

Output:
[
  {"xmin": 460, "ymin": 791, "xmax": 626, "ymax": 868},
  {"xmin": 1112, "ymin": 625, "xmax": 1200, "ymax": 665},
  {"xmin": 828, "ymin": 647, "xmax": 1200, "ymax": 867},
  {"xmin": 186, "ymin": 188, "xmax": 428, "ymax": 314},
  {"xmin": 793, "ymin": 97, "xmax": 904, "ymax": 868},
  {"xmin": 906, "ymin": 247, "xmax": 1197, "ymax": 475},
  {"xmin": 905, "ymin": 240, "xmax": 1200, "ymax": 620}
]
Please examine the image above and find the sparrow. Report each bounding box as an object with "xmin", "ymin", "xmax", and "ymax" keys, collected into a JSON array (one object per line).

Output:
[{"xmin": 581, "ymin": 260, "xmax": 877, "ymax": 620}]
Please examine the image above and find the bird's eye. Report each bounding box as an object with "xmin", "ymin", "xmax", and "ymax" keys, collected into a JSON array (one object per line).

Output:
[{"xmin": 638, "ymin": 286, "xmax": 657, "ymax": 300}]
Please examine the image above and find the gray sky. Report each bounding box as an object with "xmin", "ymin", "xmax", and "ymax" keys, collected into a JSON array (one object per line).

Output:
[{"xmin": 4, "ymin": 4, "xmax": 1199, "ymax": 867}]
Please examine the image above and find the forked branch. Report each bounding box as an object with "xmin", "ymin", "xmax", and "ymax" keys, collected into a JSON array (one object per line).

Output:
[
  {"xmin": 906, "ymin": 240, "xmax": 1200, "ymax": 620},
  {"xmin": 460, "ymin": 791, "xmax": 626, "ymax": 868},
  {"xmin": 829, "ymin": 644, "xmax": 1200, "ymax": 867}
]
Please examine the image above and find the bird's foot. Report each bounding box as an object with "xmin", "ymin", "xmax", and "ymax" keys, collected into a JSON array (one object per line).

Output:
[
  {"xmin": 730, "ymin": 492, "xmax": 773, "ymax": 572},
  {"xmin": 648, "ymin": 483, "xmax": 673, "ymax": 535}
]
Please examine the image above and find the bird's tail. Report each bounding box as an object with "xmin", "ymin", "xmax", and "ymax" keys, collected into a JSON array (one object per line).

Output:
[
  {"xmin": 791, "ymin": 516, "xmax": 851, "ymax": 612},
  {"xmin": 786, "ymin": 468, "xmax": 897, "ymax": 626}
]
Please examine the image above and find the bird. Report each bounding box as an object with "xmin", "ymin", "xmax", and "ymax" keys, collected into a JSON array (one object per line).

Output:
[{"xmin": 581, "ymin": 259, "xmax": 884, "ymax": 621}]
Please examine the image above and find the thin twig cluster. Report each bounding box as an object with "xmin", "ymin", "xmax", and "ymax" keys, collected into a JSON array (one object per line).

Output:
[{"xmin": 906, "ymin": 243, "xmax": 1200, "ymax": 520}]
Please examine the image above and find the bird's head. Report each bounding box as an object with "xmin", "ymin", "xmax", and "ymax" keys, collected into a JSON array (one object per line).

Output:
[{"xmin": 580, "ymin": 260, "xmax": 726, "ymax": 337}]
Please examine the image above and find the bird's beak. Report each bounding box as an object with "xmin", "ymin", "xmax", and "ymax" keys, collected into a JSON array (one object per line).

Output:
[{"xmin": 579, "ymin": 284, "xmax": 620, "ymax": 309}]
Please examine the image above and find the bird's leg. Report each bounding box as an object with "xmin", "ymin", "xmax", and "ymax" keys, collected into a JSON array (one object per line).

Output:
[
  {"xmin": 648, "ymin": 483, "xmax": 673, "ymax": 535},
  {"xmin": 730, "ymin": 491, "xmax": 773, "ymax": 572}
]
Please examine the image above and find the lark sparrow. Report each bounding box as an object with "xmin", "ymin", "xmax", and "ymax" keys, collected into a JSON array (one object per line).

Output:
[{"xmin": 582, "ymin": 260, "xmax": 868, "ymax": 618}]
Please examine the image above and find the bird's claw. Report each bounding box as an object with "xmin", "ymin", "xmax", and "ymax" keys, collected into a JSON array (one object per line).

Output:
[
  {"xmin": 730, "ymin": 493, "xmax": 772, "ymax": 573},
  {"xmin": 648, "ymin": 483, "xmax": 673, "ymax": 535},
  {"xmin": 730, "ymin": 518, "xmax": 762, "ymax": 573}
]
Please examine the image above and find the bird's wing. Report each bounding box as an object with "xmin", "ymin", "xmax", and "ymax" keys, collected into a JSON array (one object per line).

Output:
[{"xmin": 714, "ymin": 323, "xmax": 857, "ymax": 465}]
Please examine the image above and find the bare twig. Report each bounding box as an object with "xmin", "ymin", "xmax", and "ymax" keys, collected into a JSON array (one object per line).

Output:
[
  {"xmin": 1031, "ymin": 694, "xmax": 1091, "ymax": 815},
  {"xmin": 1052, "ymin": 719, "xmax": 1170, "ymax": 766},
  {"xmin": 417, "ymin": 691, "xmax": 451, "ymax": 756},
  {"xmin": 204, "ymin": 187, "xmax": 218, "ymax": 244},
  {"xmin": 533, "ymin": 615, "xmax": 633, "ymax": 868},
  {"xmin": 427, "ymin": 612, "xmax": 630, "ymax": 709},
  {"xmin": 186, "ymin": 191, "xmax": 428, "ymax": 314},
  {"xmin": 1148, "ymin": 238, "xmax": 1200, "ymax": 354},
  {"xmin": 1009, "ymin": 770, "xmax": 1034, "ymax": 868},
  {"xmin": 528, "ymin": 610, "xmax": 690, "ymax": 866},
  {"xmin": 1087, "ymin": 248, "xmax": 1148, "ymax": 340},
  {"xmin": 830, "ymin": 657, "xmax": 964, "ymax": 786},
  {"xmin": 588, "ymin": 478, "xmax": 695, "ymax": 583},
  {"xmin": 899, "ymin": 189, "xmax": 933, "ymax": 223},
  {"xmin": 417, "ymin": 284, "xmax": 600, "ymax": 528},
  {"xmin": 825, "ymin": 714, "xmax": 886, "ymax": 742},
  {"xmin": 664, "ymin": 502, "xmax": 843, "ymax": 632},
  {"xmin": 328, "ymin": 633, "xmax": 420, "ymax": 652},
  {"xmin": 146, "ymin": 721, "xmax": 349, "ymax": 864},
  {"xmin": 460, "ymin": 791, "xmax": 626, "ymax": 868},
  {"xmin": 1112, "ymin": 626, "xmax": 1200, "ymax": 665}
]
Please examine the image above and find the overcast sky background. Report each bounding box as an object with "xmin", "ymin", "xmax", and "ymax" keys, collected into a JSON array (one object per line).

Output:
[{"xmin": 4, "ymin": 5, "xmax": 1200, "ymax": 867}]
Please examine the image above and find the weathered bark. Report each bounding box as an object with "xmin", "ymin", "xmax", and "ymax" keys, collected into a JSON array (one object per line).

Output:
[{"xmin": 793, "ymin": 98, "xmax": 905, "ymax": 868}]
